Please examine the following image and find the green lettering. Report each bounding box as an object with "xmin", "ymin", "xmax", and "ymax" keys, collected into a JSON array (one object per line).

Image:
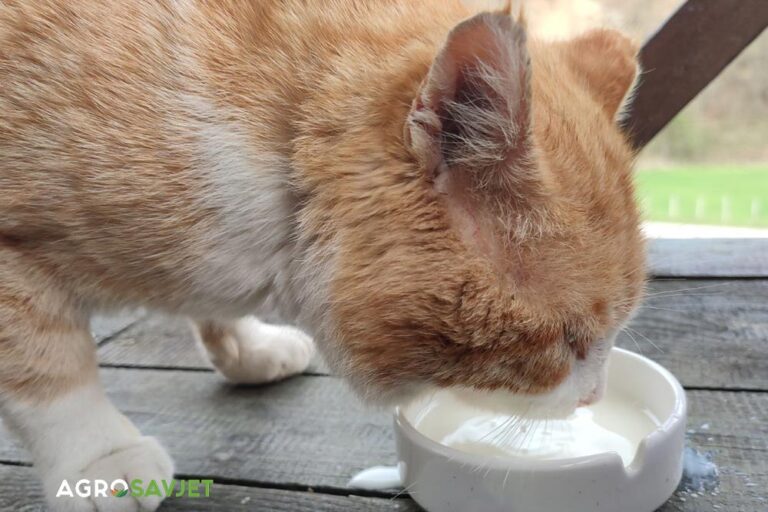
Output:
[
  {"xmin": 162, "ymin": 479, "xmax": 176, "ymax": 497},
  {"xmin": 201, "ymin": 479, "xmax": 214, "ymax": 497},
  {"xmin": 187, "ymin": 479, "xmax": 200, "ymax": 498},
  {"xmin": 130, "ymin": 479, "xmax": 144, "ymax": 498},
  {"xmin": 175, "ymin": 480, "xmax": 186, "ymax": 497},
  {"xmin": 145, "ymin": 480, "xmax": 162, "ymax": 497}
]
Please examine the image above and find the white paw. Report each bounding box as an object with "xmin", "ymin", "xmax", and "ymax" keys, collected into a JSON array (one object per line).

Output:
[
  {"xmin": 44, "ymin": 436, "xmax": 174, "ymax": 512},
  {"xmin": 215, "ymin": 318, "xmax": 315, "ymax": 384}
]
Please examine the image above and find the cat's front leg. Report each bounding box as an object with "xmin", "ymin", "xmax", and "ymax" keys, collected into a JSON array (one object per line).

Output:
[
  {"xmin": 5, "ymin": 384, "xmax": 174, "ymax": 512},
  {"xmin": 192, "ymin": 317, "xmax": 315, "ymax": 384},
  {"xmin": 0, "ymin": 279, "xmax": 173, "ymax": 511}
]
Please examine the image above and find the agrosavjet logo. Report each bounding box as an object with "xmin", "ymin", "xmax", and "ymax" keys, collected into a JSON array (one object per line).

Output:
[{"xmin": 56, "ymin": 478, "xmax": 214, "ymax": 499}]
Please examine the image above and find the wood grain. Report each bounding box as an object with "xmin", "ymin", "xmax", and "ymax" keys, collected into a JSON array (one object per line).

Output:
[
  {"xmin": 656, "ymin": 391, "xmax": 768, "ymax": 511},
  {"xmin": 0, "ymin": 371, "xmax": 394, "ymax": 488},
  {"xmin": 98, "ymin": 314, "xmax": 329, "ymax": 374},
  {"xmin": 0, "ymin": 371, "xmax": 766, "ymax": 511},
  {"xmin": 12, "ymin": 272, "xmax": 768, "ymax": 510},
  {"xmin": 90, "ymin": 310, "xmax": 144, "ymax": 344},
  {"xmin": 616, "ymin": 280, "xmax": 768, "ymax": 390},
  {"xmin": 0, "ymin": 465, "xmax": 420, "ymax": 511},
  {"xmin": 649, "ymin": 239, "xmax": 768, "ymax": 278},
  {"xmin": 623, "ymin": 0, "xmax": 768, "ymax": 148}
]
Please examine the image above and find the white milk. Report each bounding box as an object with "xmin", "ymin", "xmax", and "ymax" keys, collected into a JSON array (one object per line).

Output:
[
  {"xmin": 347, "ymin": 465, "xmax": 402, "ymax": 490},
  {"xmin": 409, "ymin": 388, "xmax": 660, "ymax": 466}
]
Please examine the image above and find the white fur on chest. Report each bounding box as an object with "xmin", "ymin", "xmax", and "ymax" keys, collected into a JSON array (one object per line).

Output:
[{"xmin": 183, "ymin": 95, "xmax": 302, "ymax": 319}]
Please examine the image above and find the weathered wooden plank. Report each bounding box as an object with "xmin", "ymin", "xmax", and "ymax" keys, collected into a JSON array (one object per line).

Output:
[
  {"xmin": 98, "ymin": 314, "xmax": 329, "ymax": 374},
  {"xmin": 100, "ymin": 280, "xmax": 768, "ymax": 390},
  {"xmin": 616, "ymin": 280, "xmax": 768, "ymax": 390},
  {"xmin": 623, "ymin": 0, "xmax": 768, "ymax": 148},
  {"xmin": 90, "ymin": 310, "xmax": 144, "ymax": 344},
  {"xmin": 0, "ymin": 465, "xmax": 420, "ymax": 511},
  {"xmin": 0, "ymin": 453, "xmax": 764, "ymax": 512},
  {"xmin": 0, "ymin": 371, "xmax": 393, "ymax": 488},
  {"xmin": 0, "ymin": 371, "xmax": 765, "ymax": 507},
  {"xmin": 657, "ymin": 391, "xmax": 768, "ymax": 512},
  {"xmin": 97, "ymin": 315, "xmax": 211, "ymax": 370},
  {"xmin": 649, "ymin": 239, "xmax": 768, "ymax": 278},
  {"xmin": 658, "ymin": 445, "xmax": 768, "ymax": 511}
]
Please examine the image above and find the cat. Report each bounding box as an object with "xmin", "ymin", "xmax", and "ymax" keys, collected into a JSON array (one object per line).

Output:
[{"xmin": 0, "ymin": 0, "xmax": 646, "ymax": 510}]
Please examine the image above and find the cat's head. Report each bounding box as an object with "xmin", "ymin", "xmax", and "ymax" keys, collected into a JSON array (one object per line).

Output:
[{"xmin": 324, "ymin": 12, "xmax": 646, "ymax": 413}]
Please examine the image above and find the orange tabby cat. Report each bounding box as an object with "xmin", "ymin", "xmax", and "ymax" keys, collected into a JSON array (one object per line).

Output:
[{"xmin": 0, "ymin": 0, "xmax": 645, "ymax": 509}]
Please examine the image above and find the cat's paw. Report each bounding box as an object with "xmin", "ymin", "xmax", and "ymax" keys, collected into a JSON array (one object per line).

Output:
[
  {"xmin": 44, "ymin": 436, "xmax": 174, "ymax": 512},
  {"xmin": 212, "ymin": 318, "xmax": 315, "ymax": 384}
]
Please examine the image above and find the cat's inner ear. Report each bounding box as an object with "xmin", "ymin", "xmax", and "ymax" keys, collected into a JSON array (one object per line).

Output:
[
  {"xmin": 405, "ymin": 12, "xmax": 534, "ymax": 194},
  {"xmin": 564, "ymin": 29, "xmax": 640, "ymax": 121}
]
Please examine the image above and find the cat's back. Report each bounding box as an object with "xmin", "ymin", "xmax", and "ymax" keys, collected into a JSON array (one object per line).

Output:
[
  {"xmin": 0, "ymin": 0, "xmax": 464, "ymax": 180},
  {"xmin": 0, "ymin": 0, "xmax": 466, "ymax": 222},
  {"xmin": 0, "ymin": 0, "xmax": 468, "ymax": 310},
  {"xmin": 0, "ymin": 0, "xmax": 295, "ymax": 308},
  {"xmin": 0, "ymin": 0, "xmax": 196, "ymax": 205}
]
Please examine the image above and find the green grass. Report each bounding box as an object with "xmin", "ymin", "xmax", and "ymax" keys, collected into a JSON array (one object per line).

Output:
[{"xmin": 635, "ymin": 165, "xmax": 768, "ymax": 227}]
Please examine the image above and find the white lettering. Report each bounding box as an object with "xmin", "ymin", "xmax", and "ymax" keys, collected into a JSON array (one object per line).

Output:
[
  {"xmin": 93, "ymin": 479, "xmax": 108, "ymax": 497},
  {"xmin": 55, "ymin": 480, "xmax": 74, "ymax": 498},
  {"xmin": 75, "ymin": 479, "xmax": 91, "ymax": 497}
]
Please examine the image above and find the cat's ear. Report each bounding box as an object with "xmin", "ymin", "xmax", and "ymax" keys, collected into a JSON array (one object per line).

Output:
[
  {"xmin": 565, "ymin": 29, "xmax": 639, "ymax": 121},
  {"xmin": 404, "ymin": 13, "xmax": 535, "ymax": 195}
]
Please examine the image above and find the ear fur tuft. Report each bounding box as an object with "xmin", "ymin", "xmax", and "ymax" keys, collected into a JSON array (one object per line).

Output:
[{"xmin": 405, "ymin": 12, "xmax": 535, "ymax": 197}]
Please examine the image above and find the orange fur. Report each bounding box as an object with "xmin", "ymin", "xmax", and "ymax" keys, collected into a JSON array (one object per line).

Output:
[{"xmin": 0, "ymin": 0, "xmax": 645, "ymax": 407}]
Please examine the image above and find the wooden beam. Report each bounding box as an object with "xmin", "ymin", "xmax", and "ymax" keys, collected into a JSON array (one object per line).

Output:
[
  {"xmin": 648, "ymin": 238, "xmax": 768, "ymax": 278},
  {"xmin": 623, "ymin": 0, "xmax": 768, "ymax": 149}
]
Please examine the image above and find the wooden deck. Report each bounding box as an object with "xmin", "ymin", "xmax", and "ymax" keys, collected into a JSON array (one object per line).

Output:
[{"xmin": 0, "ymin": 238, "xmax": 766, "ymax": 511}]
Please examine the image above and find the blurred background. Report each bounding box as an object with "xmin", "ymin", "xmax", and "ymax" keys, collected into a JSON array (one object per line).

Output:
[{"xmin": 469, "ymin": 0, "xmax": 768, "ymax": 233}]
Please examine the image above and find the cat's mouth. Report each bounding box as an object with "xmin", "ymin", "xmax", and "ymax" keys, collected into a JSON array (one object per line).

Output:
[
  {"xmin": 533, "ymin": 333, "xmax": 613, "ymax": 413},
  {"xmin": 438, "ymin": 333, "xmax": 614, "ymax": 417}
]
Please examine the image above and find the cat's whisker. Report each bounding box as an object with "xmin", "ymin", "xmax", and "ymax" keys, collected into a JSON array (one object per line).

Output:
[
  {"xmin": 478, "ymin": 416, "xmax": 515, "ymax": 444},
  {"xmin": 522, "ymin": 418, "xmax": 543, "ymax": 450},
  {"xmin": 471, "ymin": 461, "xmax": 488, "ymax": 474},
  {"xmin": 639, "ymin": 305, "xmax": 689, "ymax": 313},
  {"xmin": 506, "ymin": 417, "xmax": 535, "ymax": 447},
  {"xmin": 502, "ymin": 466, "xmax": 512, "ymax": 489},
  {"xmin": 643, "ymin": 291, "xmax": 701, "ymax": 300},
  {"xmin": 492, "ymin": 403, "xmax": 534, "ymax": 447},
  {"xmin": 501, "ymin": 415, "xmax": 537, "ymax": 449},
  {"xmin": 512, "ymin": 420, "xmax": 533, "ymax": 451},
  {"xmin": 644, "ymin": 282, "xmax": 730, "ymax": 297},
  {"xmin": 490, "ymin": 415, "xmax": 522, "ymax": 446},
  {"xmin": 620, "ymin": 326, "xmax": 643, "ymax": 352},
  {"xmin": 643, "ymin": 293, "xmax": 720, "ymax": 302},
  {"xmin": 490, "ymin": 417, "xmax": 520, "ymax": 447},
  {"xmin": 625, "ymin": 326, "xmax": 663, "ymax": 353},
  {"xmin": 390, "ymin": 476, "xmax": 422, "ymax": 500},
  {"xmin": 529, "ymin": 419, "xmax": 544, "ymax": 450}
]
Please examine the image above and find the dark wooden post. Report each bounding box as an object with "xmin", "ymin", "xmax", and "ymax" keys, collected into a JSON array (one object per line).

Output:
[{"xmin": 622, "ymin": 0, "xmax": 768, "ymax": 150}]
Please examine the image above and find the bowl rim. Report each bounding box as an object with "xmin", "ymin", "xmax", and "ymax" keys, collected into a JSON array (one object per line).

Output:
[{"xmin": 394, "ymin": 347, "xmax": 687, "ymax": 473}]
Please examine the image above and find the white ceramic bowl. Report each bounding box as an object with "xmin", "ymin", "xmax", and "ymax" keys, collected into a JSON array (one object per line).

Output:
[{"xmin": 394, "ymin": 348, "xmax": 687, "ymax": 512}]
